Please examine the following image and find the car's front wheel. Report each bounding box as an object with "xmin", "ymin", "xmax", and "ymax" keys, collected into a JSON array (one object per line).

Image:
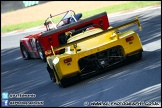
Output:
[{"xmin": 36, "ymin": 41, "xmax": 46, "ymax": 62}]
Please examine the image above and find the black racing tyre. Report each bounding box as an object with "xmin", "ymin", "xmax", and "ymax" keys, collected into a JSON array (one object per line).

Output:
[
  {"xmin": 51, "ymin": 65, "xmax": 66, "ymax": 87},
  {"xmin": 52, "ymin": 65, "xmax": 80, "ymax": 88},
  {"xmin": 52, "ymin": 69, "xmax": 67, "ymax": 88},
  {"xmin": 59, "ymin": 78, "xmax": 69, "ymax": 88},
  {"xmin": 36, "ymin": 41, "xmax": 46, "ymax": 62},
  {"xmin": 21, "ymin": 45, "xmax": 31, "ymax": 60},
  {"xmin": 53, "ymin": 69, "xmax": 69, "ymax": 88},
  {"xmin": 135, "ymin": 52, "xmax": 142, "ymax": 60},
  {"xmin": 46, "ymin": 64, "xmax": 56, "ymax": 82},
  {"xmin": 126, "ymin": 52, "xmax": 142, "ymax": 62},
  {"xmin": 131, "ymin": 52, "xmax": 142, "ymax": 61},
  {"xmin": 59, "ymin": 74, "xmax": 81, "ymax": 88}
]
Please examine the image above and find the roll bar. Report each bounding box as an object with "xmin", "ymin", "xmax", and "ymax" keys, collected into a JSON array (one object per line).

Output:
[{"xmin": 44, "ymin": 10, "xmax": 76, "ymax": 31}]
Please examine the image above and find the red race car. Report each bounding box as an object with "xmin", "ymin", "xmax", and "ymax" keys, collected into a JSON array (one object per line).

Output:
[
  {"xmin": 20, "ymin": 10, "xmax": 109, "ymax": 62},
  {"xmin": 20, "ymin": 10, "xmax": 82, "ymax": 61}
]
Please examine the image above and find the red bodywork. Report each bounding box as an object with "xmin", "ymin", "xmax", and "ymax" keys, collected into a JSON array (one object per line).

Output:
[
  {"xmin": 20, "ymin": 32, "xmax": 42, "ymax": 59},
  {"xmin": 20, "ymin": 11, "xmax": 110, "ymax": 60}
]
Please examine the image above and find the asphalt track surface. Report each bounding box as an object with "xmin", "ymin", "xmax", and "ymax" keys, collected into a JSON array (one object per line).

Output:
[{"xmin": 1, "ymin": 8, "xmax": 161, "ymax": 107}]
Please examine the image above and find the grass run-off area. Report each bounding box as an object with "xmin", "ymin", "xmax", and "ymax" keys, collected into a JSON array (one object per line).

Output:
[{"xmin": 1, "ymin": 1, "xmax": 160, "ymax": 33}]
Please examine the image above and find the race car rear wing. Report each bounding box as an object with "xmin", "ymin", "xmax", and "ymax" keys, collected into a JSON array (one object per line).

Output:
[
  {"xmin": 41, "ymin": 11, "xmax": 110, "ymax": 55},
  {"xmin": 42, "ymin": 12, "xmax": 109, "ymax": 36},
  {"xmin": 51, "ymin": 16, "xmax": 142, "ymax": 55}
]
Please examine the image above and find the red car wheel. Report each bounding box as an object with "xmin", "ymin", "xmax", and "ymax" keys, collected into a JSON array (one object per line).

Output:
[
  {"xmin": 36, "ymin": 41, "xmax": 46, "ymax": 62},
  {"xmin": 21, "ymin": 45, "xmax": 31, "ymax": 60}
]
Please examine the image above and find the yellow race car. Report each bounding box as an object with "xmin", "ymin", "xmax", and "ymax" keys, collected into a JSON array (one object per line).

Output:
[{"xmin": 46, "ymin": 12, "xmax": 143, "ymax": 87}]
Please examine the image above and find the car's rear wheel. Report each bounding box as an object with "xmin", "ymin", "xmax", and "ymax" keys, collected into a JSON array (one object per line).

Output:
[
  {"xmin": 36, "ymin": 41, "xmax": 46, "ymax": 62},
  {"xmin": 59, "ymin": 74, "xmax": 81, "ymax": 88},
  {"xmin": 134, "ymin": 52, "xmax": 142, "ymax": 60},
  {"xmin": 59, "ymin": 79, "xmax": 67, "ymax": 88},
  {"xmin": 126, "ymin": 52, "xmax": 142, "ymax": 62},
  {"xmin": 21, "ymin": 45, "xmax": 31, "ymax": 60}
]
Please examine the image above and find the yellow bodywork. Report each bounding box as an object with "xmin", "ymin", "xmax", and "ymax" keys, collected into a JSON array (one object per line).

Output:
[{"xmin": 47, "ymin": 16, "xmax": 143, "ymax": 84}]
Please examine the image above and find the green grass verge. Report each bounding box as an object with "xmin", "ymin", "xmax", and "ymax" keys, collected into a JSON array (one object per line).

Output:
[
  {"xmin": 81, "ymin": 1, "xmax": 161, "ymax": 17},
  {"xmin": 1, "ymin": 1, "xmax": 160, "ymax": 33}
]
